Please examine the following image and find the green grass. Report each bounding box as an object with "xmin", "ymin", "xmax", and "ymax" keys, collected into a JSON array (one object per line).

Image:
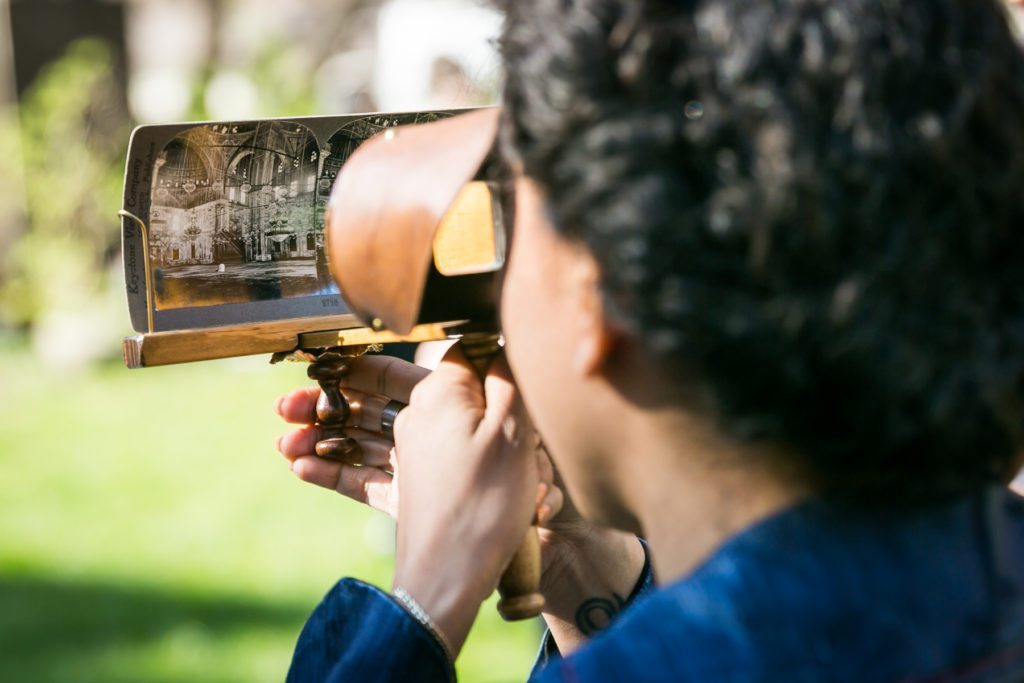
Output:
[{"xmin": 0, "ymin": 348, "xmax": 539, "ymax": 682}]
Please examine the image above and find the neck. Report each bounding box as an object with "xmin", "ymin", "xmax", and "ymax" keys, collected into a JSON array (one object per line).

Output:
[{"xmin": 620, "ymin": 412, "xmax": 811, "ymax": 584}]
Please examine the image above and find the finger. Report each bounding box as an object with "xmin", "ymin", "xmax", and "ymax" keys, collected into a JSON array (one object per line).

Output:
[
  {"xmin": 343, "ymin": 355, "xmax": 429, "ymax": 403},
  {"xmin": 290, "ymin": 454, "xmax": 349, "ymax": 490},
  {"xmin": 407, "ymin": 343, "xmax": 485, "ymax": 418},
  {"xmin": 336, "ymin": 464, "xmax": 397, "ymax": 515},
  {"xmin": 536, "ymin": 441, "xmax": 554, "ymax": 488},
  {"xmin": 278, "ymin": 426, "xmax": 394, "ymax": 468},
  {"xmin": 414, "ymin": 339, "xmax": 458, "ymax": 370},
  {"xmin": 276, "ymin": 387, "xmax": 321, "ymax": 424},
  {"xmin": 433, "ymin": 342, "xmax": 485, "ymax": 387},
  {"xmin": 482, "ymin": 352, "xmax": 524, "ymax": 431},
  {"xmin": 291, "ymin": 456, "xmax": 396, "ymax": 516},
  {"xmin": 538, "ymin": 484, "xmax": 565, "ymax": 527},
  {"xmin": 277, "ymin": 355, "xmax": 427, "ymax": 424},
  {"xmin": 350, "ymin": 392, "xmax": 400, "ymax": 434},
  {"xmin": 278, "ymin": 385, "xmax": 401, "ymax": 434},
  {"xmin": 308, "ymin": 388, "xmax": 398, "ymax": 433},
  {"xmin": 281, "ymin": 427, "xmax": 395, "ymax": 468}
]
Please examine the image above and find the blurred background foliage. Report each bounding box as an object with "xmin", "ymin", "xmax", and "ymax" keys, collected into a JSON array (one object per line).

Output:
[
  {"xmin": 0, "ymin": 0, "xmax": 498, "ymax": 351},
  {"xmin": 0, "ymin": 351, "xmax": 538, "ymax": 683},
  {"xmin": 0, "ymin": 0, "xmax": 527, "ymax": 681},
  {"xmin": 1, "ymin": 38, "xmax": 124, "ymax": 332}
]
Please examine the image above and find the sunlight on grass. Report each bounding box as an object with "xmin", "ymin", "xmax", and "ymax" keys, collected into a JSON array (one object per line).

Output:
[{"xmin": 0, "ymin": 349, "xmax": 538, "ymax": 682}]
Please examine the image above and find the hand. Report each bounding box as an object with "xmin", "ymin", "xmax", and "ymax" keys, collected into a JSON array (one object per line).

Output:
[
  {"xmin": 274, "ymin": 350, "xmax": 644, "ymax": 653},
  {"xmin": 388, "ymin": 346, "xmax": 541, "ymax": 650},
  {"xmin": 276, "ymin": 354, "xmax": 430, "ymax": 517},
  {"xmin": 275, "ymin": 353, "xmax": 560, "ymax": 523},
  {"xmin": 275, "ymin": 348, "xmax": 551, "ymax": 653}
]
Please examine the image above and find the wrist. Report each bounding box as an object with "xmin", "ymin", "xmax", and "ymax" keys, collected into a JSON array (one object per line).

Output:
[
  {"xmin": 536, "ymin": 529, "xmax": 646, "ymax": 654},
  {"xmin": 392, "ymin": 556, "xmax": 489, "ymax": 655},
  {"xmin": 391, "ymin": 587, "xmax": 457, "ymax": 666},
  {"xmin": 540, "ymin": 527, "xmax": 644, "ymax": 603}
]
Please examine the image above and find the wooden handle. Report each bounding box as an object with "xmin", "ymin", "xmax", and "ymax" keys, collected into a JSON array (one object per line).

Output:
[
  {"xmin": 308, "ymin": 353, "xmax": 360, "ymax": 462},
  {"xmin": 461, "ymin": 333, "xmax": 545, "ymax": 621},
  {"xmin": 496, "ymin": 524, "xmax": 545, "ymax": 620}
]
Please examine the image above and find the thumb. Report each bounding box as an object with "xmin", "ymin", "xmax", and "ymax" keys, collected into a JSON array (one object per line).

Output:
[
  {"xmin": 436, "ymin": 340, "xmax": 480, "ymax": 381},
  {"xmin": 483, "ymin": 351, "xmax": 529, "ymax": 436},
  {"xmin": 431, "ymin": 342, "xmax": 487, "ymax": 415}
]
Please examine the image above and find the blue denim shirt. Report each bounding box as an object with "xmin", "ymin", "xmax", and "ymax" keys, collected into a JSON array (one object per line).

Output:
[{"xmin": 288, "ymin": 487, "xmax": 1024, "ymax": 682}]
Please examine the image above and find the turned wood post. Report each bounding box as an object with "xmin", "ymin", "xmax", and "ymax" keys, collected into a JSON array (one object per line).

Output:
[
  {"xmin": 307, "ymin": 352, "xmax": 360, "ymax": 462},
  {"xmin": 461, "ymin": 333, "xmax": 545, "ymax": 621}
]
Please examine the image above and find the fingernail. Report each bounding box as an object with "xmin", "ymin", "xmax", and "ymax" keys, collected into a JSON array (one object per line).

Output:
[
  {"xmin": 536, "ymin": 482, "xmax": 549, "ymax": 505},
  {"xmin": 275, "ymin": 435, "xmax": 283, "ymax": 452},
  {"xmin": 274, "ymin": 395, "xmax": 285, "ymax": 415}
]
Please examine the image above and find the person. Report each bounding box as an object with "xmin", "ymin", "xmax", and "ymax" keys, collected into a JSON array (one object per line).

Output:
[{"xmin": 274, "ymin": 0, "xmax": 1024, "ymax": 680}]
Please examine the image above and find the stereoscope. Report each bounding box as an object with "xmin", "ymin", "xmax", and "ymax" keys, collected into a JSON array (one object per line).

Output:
[{"xmin": 119, "ymin": 106, "xmax": 544, "ymax": 620}]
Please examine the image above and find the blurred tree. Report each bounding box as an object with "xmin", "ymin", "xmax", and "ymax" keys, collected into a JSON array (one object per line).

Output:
[
  {"xmin": 8, "ymin": 0, "xmax": 127, "ymax": 101},
  {"xmin": 0, "ymin": 0, "xmax": 24, "ymax": 291},
  {"xmin": 0, "ymin": 38, "xmax": 127, "ymax": 330},
  {"xmin": 188, "ymin": 0, "xmax": 379, "ymax": 121}
]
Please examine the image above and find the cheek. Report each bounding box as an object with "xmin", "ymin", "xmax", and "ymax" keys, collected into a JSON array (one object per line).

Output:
[
  {"xmin": 500, "ymin": 221, "xmax": 562, "ymax": 425},
  {"xmin": 500, "ymin": 226, "xmax": 573, "ymax": 462},
  {"xmin": 500, "ymin": 233, "xmax": 542, "ymax": 387},
  {"xmin": 499, "ymin": 180, "xmax": 582, "ymax": 468}
]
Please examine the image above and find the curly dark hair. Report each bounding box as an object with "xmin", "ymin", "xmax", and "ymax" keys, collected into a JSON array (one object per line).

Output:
[{"xmin": 497, "ymin": 0, "xmax": 1024, "ymax": 503}]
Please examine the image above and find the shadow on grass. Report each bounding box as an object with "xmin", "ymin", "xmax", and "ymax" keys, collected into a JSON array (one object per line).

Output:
[{"xmin": 0, "ymin": 572, "xmax": 310, "ymax": 682}]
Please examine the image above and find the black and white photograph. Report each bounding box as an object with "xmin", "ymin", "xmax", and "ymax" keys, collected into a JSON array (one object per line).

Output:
[
  {"xmin": 146, "ymin": 112, "xmax": 452, "ymax": 312},
  {"xmin": 148, "ymin": 120, "xmax": 333, "ymax": 310},
  {"xmin": 317, "ymin": 111, "xmax": 450, "ymax": 198}
]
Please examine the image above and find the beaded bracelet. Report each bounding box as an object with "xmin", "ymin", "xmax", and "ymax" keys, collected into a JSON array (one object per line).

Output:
[{"xmin": 392, "ymin": 587, "xmax": 456, "ymax": 666}]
